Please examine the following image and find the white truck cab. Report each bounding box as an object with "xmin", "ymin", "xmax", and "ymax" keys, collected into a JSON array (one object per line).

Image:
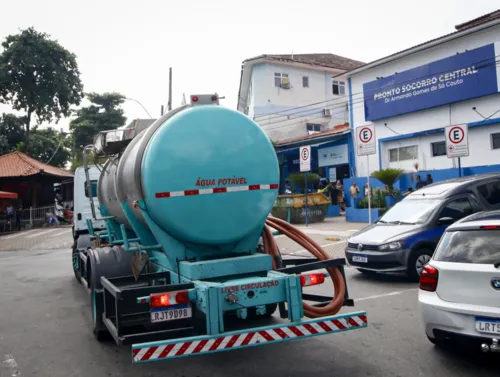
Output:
[{"xmin": 73, "ymin": 166, "xmax": 106, "ymax": 240}]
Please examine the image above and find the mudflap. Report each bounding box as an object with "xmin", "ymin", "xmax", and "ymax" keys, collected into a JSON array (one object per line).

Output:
[{"xmin": 132, "ymin": 311, "xmax": 367, "ymax": 363}]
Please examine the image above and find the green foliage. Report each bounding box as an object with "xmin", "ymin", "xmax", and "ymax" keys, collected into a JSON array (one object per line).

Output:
[
  {"xmin": 356, "ymin": 188, "xmax": 387, "ymax": 209},
  {"xmin": 70, "ymin": 92, "xmax": 127, "ymax": 165},
  {"xmin": 371, "ymin": 168, "xmax": 405, "ymax": 191},
  {"xmin": 287, "ymin": 173, "xmax": 320, "ymax": 190},
  {"xmin": 0, "ymin": 27, "xmax": 84, "ymax": 151},
  {"xmin": 0, "ymin": 113, "xmax": 26, "ymax": 154},
  {"xmin": 21, "ymin": 127, "xmax": 70, "ymax": 167}
]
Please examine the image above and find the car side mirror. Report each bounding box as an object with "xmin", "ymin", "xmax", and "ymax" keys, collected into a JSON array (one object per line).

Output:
[{"xmin": 438, "ymin": 217, "xmax": 454, "ymax": 225}]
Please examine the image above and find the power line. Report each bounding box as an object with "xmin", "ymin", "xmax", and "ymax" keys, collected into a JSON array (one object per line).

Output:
[{"xmin": 251, "ymin": 54, "xmax": 500, "ymax": 122}]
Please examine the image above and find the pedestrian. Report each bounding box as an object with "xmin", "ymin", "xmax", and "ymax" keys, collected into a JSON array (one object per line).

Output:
[
  {"xmin": 364, "ymin": 183, "xmax": 371, "ymax": 198},
  {"xmin": 425, "ymin": 173, "xmax": 433, "ymax": 185},
  {"xmin": 415, "ymin": 175, "xmax": 425, "ymax": 190},
  {"xmin": 15, "ymin": 202, "xmax": 22, "ymax": 230},
  {"xmin": 46, "ymin": 210, "xmax": 60, "ymax": 227},
  {"xmin": 336, "ymin": 180, "xmax": 345, "ymax": 211},
  {"xmin": 349, "ymin": 182, "xmax": 360, "ymax": 207}
]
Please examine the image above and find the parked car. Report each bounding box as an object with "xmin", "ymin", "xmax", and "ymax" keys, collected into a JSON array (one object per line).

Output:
[
  {"xmin": 345, "ymin": 173, "xmax": 500, "ymax": 280},
  {"xmin": 418, "ymin": 210, "xmax": 500, "ymax": 352}
]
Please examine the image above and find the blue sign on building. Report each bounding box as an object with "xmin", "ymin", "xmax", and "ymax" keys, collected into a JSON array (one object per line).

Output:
[{"xmin": 363, "ymin": 43, "xmax": 500, "ymax": 121}]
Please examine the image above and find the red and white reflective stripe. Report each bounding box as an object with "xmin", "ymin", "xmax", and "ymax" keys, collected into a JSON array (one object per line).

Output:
[
  {"xmin": 132, "ymin": 314, "xmax": 367, "ymax": 362},
  {"xmin": 155, "ymin": 184, "xmax": 279, "ymax": 199}
]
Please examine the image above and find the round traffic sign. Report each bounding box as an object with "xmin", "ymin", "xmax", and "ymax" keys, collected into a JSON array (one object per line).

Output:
[
  {"xmin": 359, "ymin": 127, "xmax": 373, "ymax": 143},
  {"xmin": 301, "ymin": 147, "xmax": 310, "ymax": 161},
  {"xmin": 448, "ymin": 126, "xmax": 465, "ymax": 144}
]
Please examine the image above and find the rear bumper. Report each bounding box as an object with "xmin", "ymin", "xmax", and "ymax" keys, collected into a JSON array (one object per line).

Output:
[
  {"xmin": 345, "ymin": 247, "xmax": 410, "ymax": 272},
  {"xmin": 419, "ymin": 290, "xmax": 500, "ymax": 340},
  {"xmin": 132, "ymin": 311, "xmax": 368, "ymax": 363}
]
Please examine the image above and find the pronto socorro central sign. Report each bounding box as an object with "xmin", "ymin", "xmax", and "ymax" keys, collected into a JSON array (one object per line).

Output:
[{"xmin": 363, "ymin": 42, "xmax": 500, "ymax": 121}]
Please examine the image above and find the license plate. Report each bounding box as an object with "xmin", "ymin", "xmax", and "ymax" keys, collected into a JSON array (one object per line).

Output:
[
  {"xmin": 151, "ymin": 305, "xmax": 192, "ymax": 323},
  {"xmin": 352, "ymin": 255, "xmax": 368, "ymax": 263},
  {"xmin": 476, "ymin": 317, "xmax": 500, "ymax": 335}
]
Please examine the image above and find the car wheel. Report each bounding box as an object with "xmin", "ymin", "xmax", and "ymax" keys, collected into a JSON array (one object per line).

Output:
[
  {"xmin": 357, "ymin": 269, "xmax": 377, "ymax": 276},
  {"xmin": 407, "ymin": 248, "xmax": 433, "ymax": 281}
]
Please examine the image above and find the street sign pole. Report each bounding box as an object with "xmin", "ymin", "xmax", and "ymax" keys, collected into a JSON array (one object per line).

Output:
[
  {"xmin": 366, "ymin": 155, "xmax": 371, "ymax": 224},
  {"xmin": 300, "ymin": 146, "xmax": 311, "ymax": 227},
  {"xmin": 356, "ymin": 124, "xmax": 376, "ymax": 224},
  {"xmin": 305, "ymin": 173, "xmax": 308, "ymax": 227}
]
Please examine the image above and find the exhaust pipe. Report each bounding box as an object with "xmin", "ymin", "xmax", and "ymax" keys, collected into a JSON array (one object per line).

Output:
[{"xmin": 481, "ymin": 338, "xmax": 500, "ymax": 353}]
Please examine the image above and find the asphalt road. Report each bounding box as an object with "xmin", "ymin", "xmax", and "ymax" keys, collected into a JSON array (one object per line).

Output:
[{"xmin": 0, "ymin": 226, "xmax": 498, "ymax": 377}]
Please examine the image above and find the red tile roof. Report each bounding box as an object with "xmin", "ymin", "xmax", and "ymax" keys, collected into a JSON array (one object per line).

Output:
[
  {"xmin": 275, "ymin": 123, "xmax": 350, "ymax": 146},
  {"xmin": 0, "ymin": 152, "xmax": 73, "ymax": 178}
]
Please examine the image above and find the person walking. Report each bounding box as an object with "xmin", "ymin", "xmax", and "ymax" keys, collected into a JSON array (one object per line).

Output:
[
  {"xmin": 415, "ymin": 175, "xmax": 425, "ymax": 190},
  {"xmin": 349, "ymin": 182, "xmax": 360, "ymax": 207}
]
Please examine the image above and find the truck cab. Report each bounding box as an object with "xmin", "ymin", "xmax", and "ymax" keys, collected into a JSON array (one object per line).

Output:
[{"xmin": 73, "ymin": 166, "xmax": 105, "ymax": 240}]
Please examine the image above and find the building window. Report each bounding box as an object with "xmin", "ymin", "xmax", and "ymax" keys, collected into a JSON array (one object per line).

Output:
[
  {"xmin": 389, "ymin": 145, "xmax": 418, "ymax": 162},
  {"xmin": 491, "ymin": 132, "xmax": 500, "ymax": 149},
  {"xmin": 306, "ymin": 123, "xmax": 321, "ymax": 132},
  {"xmin": 332, "ymin": 80, "xmax": 345, "ymax": 95},
  {"xmin": 302, "ymin": 76, "xmax": 309, "ymax": 88},
  {"xmin": 274, "ymin": 73, "xmax": 289, "ymax": 87},
  {"xmin": 431, "ymin": 141, "xmax": 446, "ymax": 157}
]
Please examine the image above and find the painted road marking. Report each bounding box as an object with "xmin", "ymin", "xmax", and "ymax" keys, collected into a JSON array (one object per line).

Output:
[
  {"xmin": 288, "ymin": 241, "xmax": 345, "ymax": 256},
  {"xmin": 356, "ymin": 289, "xmax": 418, "ymax": 302},
  {"xmin": 25, "ymin": 228, "xmax": 60, "ymax": 238},
  {"xmin": 0, "ymin": 229, "xmax": 40, "ymax": 240},
  {"xmin": 50, "ymin": 230, "xmax": 70, "ymax": 238}
]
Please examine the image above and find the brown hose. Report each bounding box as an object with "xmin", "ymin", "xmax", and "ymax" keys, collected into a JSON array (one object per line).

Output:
[{"xmin": 263, "ymin": 216, "xmax": 346, "ymax": 318}]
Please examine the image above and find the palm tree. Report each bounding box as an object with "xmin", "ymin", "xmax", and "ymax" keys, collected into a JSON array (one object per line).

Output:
[{"xmin": 371, "ymin": 168, "xmax": 404, "ymax": 195}]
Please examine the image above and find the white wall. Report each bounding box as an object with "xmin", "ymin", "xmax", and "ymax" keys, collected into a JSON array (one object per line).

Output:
[
  {"xmin": 247, "ymin": 63, "xmax": 348, "ymax": 142},
  {"xmin": 349, "ymin": 24, "xmax": 500, "ymax": 176}
]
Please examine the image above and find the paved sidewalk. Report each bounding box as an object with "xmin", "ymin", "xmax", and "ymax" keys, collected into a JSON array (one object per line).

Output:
[{"xmin": 0, "ymin": 226, "xmax": 73, "ymax": 252}]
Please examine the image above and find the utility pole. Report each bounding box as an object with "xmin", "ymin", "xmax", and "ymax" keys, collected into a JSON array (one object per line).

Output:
[{"xmin": 168, "ymin": 67, "xmax": 173, "ymax": 111}]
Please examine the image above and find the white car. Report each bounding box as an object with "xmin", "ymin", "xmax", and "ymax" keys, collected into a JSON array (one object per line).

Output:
[{"xmin": 418, "ymin": 210, "xmax": 500, "ymax": 353}]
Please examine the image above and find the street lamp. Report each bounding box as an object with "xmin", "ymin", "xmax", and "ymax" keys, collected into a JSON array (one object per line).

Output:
[{"xmin": 125, "ymin": 97, "xmax": 153, "ymax": 119}]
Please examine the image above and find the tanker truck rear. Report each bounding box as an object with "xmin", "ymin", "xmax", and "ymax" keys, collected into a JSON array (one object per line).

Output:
[{"xmin": 72, "ymin": 94, "xmax": 367, "ymax": 363}]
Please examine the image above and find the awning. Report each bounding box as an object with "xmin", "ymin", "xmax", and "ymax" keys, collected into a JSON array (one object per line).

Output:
[{"xmin": 0, "ymin": 191, "xmax": 18, "ymax": 199}]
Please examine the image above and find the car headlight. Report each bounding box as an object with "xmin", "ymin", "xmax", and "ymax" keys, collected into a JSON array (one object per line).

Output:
[{"xmin": 378, "ymin": 242, "xmax": 402, "ymax": 251}]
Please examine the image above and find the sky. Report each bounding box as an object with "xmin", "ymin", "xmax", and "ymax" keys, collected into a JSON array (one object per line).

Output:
[{"xmin": 0, "ymin": 0, "xmax": 498, "ymax": 132}]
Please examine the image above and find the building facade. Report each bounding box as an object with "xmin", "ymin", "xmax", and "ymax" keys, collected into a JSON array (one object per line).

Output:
[
  {"xmin": 340, "ymin": 11, "xmax": 500, "ymax": 178},
  {"xmin": 237, "ymin": 54, "xmax": 364, "ymax": 142},
  {"xmin": 237, "ymin": 54, "xmax": 364, "ymax": 190}
]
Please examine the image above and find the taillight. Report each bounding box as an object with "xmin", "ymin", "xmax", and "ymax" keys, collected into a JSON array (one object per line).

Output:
[
  {"xmin": 419, "ymin": 265, "xmax": 439, "ymax": 292},
  {"xmin": 150, "ymin": 290, "xmax": 190, "ymax": 308},
  {"xmin": 480, "ymin": 225, "xmax": 500, "ymax": 230},
  {"xmin": 300, "ymin": 273, "xmax": 326, "ymax": 287}
]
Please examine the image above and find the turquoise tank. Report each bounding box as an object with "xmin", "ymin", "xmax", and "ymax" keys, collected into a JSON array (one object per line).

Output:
[{"xmin": 99, "ymin": 105, "xmax": 280, "ymax": 247}]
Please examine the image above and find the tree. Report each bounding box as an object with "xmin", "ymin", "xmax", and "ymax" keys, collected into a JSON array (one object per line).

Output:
[
  {"xmin": 70, "ymin": 92, "xmax": 127, "ymax": 169},
  {"xmin": 0, "ymin": 27, "xmax": 84, "ymax": 152},
  {"xmin": 17, "ymin": 127, "xmax": 71, "ymax": 168},
  {"xmin": 371, "ymin": 168, "xmax": 405, "ymax": 194},
  {"xmin": 0, "ymin": 113, "xmax": 26, "ymax": 154}
]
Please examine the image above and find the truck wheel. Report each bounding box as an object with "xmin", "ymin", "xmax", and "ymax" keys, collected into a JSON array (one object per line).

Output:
[
  {"xmin": 407, "ymin": 248, "xmax": 433, "ymax": 281},
  {"xmin": 72, "ymin": 243, "xmax": 82, "ymax": 284}
]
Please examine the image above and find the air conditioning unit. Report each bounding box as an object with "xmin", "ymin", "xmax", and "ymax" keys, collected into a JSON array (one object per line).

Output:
[
  {"xmin": 323, "ymin": 108, "xmax": 332, "ymax": 117},
  {"xmin": 280, "ymin": 77, "xmax": 291, "ymax": 89}
]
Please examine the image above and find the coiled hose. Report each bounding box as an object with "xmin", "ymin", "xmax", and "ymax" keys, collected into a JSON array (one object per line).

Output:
[{"xmin": 262, "ymin": 216, "xmax": 346, "ymax": 318}]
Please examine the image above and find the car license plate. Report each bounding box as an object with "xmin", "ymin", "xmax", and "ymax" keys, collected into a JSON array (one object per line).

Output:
[
  {"xmin": 352, "ymin": 255, "xmax": 368, "ymax": 263},
  {"xmin": 151, "ymin": 305, "xmax": 192, "ymax": 323},
  {"xmin": 476, "ymin": 317, "xmax": 500, "ymax": 335}
]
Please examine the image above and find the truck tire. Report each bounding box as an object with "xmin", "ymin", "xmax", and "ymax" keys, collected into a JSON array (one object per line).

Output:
[
  {"xmin": 87, "ymin": 246, "xmax": 135, "ymax": 342},
  {"xmin": 72, "ymin": 234, "xmax": 94, "ymax": 284},
  {"xmin": 407, "ymin": 248, "xmax": 433, "ymax": 281}
]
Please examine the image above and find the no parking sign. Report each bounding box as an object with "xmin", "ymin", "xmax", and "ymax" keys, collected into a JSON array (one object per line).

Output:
[
  {"xmin": 445, "ymin": 124, "xmax": 469, "ymax": 158},
  {"xmin": 356, "ymin": 124, "xmax": 376, "ymax": 156}
]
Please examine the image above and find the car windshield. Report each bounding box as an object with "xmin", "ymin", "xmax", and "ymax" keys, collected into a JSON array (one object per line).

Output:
[
  {"xmin": 378, "ymin": 199, "xmax": 440, "ymax": 224},
  {"xmin": 433, "ymin": 229, "xmax": 500, "ymax": 264}
]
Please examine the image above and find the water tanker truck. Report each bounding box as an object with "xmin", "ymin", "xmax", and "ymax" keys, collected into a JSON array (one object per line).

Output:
[{"xmin": 72, "ymin": 94, "xmax": 367, "ymax": 363}]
